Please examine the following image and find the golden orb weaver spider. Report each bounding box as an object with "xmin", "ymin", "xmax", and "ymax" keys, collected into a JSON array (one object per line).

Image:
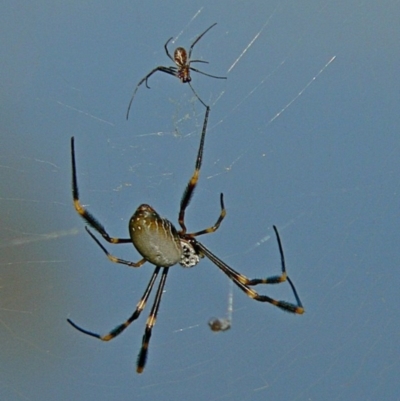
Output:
[
  {"xmin": 126, "ymin": 23, "xmax": 227, "ymax": 120},
  {"xmin": 68, "ymin": 107, "xmax": 304, "ymax": 373}
]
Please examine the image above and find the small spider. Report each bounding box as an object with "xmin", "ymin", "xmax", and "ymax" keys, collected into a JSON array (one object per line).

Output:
[
  {"xmin": 68, "ymin": 107, "xmax": 304, "ymax": 373},
  {"xmin": 126, "ymin": 23, "xmax": 227, "ymax": 120}
]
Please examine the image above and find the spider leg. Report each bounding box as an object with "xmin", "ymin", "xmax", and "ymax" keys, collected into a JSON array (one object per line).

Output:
[
  {"xmin": 126, "ymin": 66, "xmax": 178, "ymax": 120},
  {"xmin": 187, "ymin": 67, "xmax": 227, "ymax": 108},
  {"xmin": 71, "ymin": 137, "xmax": 132, "ymax": 244},
  {"xmin": 188, "ymin": 23, "xmax": 217, "ymax": 59},
  {"xmin": 85, "ymin": 227, "xmax": 146, "ymax": 268},
  {"xmin": 231, "ymin": 277, "xmax": 303, "ymax": 314},
  {"xmin": 137, "ymin": 267, "xmax": 169, "ymax": 373},
  {"xmin": 187, "ymin": 193, "xmax": 226, "ymax": 237},
  {"xmin": 285, "ymin": 276, "xmax": 304, "ymax": 313},
  {"xmin": 143, "ymin": 66, "xmax": 178, "ymax": 89},
  {"xmin": 240, "ymin": 226, "xmax": 304, "ymax": 309},
  {"xmin": 189, "ymin": 67, "xmax": 227, "ymax": 80},
  {"xmin": 67, "ymin": 266, "xmax": 161, "ymax": 341},
  {"xmin": 164, "ymin": 37, "xmax": 175, "ymax": 62},
  {"xmin": 194, "ymin": 238, "xmax": 304, "ymax": 314},
  {"xmin": 188, "ymin": 59, "xmax": 209, "ymax": 64},
  {"xmin": 188, "ymin": 81, "xmax": 208, "ymax": 108},
  {"xmin": 178, "ymin": 106, "xmax": 210, "ymax": 233},
  {"xmin": 246, "ymin": 226, "xmax": 289, "ymax": 285}
]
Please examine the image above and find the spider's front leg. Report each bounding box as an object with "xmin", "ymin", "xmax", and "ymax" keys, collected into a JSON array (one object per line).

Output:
[
  {"xmin": 126, "ymin": 66, "xmax": 178, "ymax": 119},
  {"xmin": 71, "ymin": 137, "xmax": 132, "ymax": 245}
]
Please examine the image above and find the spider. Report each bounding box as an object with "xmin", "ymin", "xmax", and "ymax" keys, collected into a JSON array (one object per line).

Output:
[
  {"xmin": 68, "ymin": 106, "xmax": 304, "ymax": 373},
  {"xmin": 126, "ymin": 23, "xmax": 227, "ymax": 120}
]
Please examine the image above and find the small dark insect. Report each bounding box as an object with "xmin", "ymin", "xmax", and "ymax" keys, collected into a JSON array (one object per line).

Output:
[
  {"xmin": 68, "ymin": 107, "xmax": 304, "ymax": 373},
  {"xmin": 126, "ymin": 23, "xmax": 227, "ymax": 120}
]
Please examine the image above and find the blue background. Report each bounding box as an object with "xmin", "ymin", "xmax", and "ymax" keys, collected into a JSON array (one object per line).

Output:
[{"xmin": 1, "ymin": 1, "xmax": 399, "ymax": 400}]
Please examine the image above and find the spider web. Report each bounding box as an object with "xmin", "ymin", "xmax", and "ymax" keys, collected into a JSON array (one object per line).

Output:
[{"xmin": 1, "ymin": 1, "xmax": 399, "ymax": 400}]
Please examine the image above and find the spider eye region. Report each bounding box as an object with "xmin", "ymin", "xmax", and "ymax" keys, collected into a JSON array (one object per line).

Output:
[{"xmin": 129, "ymin": 204, "xmax": 182, "ymax": 267}]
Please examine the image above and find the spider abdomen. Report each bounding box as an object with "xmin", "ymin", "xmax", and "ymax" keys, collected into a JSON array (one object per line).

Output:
[
  {"xmin": 129, "ymin": 204, "xmax": 182, "ymax": 267},
  {"xmin": 174, "ymin": 47, "xmax": 188, "ymax": 68},
  {"xmin": 174, "ymin": 48, "xmax": 191, "ymax": 83}
]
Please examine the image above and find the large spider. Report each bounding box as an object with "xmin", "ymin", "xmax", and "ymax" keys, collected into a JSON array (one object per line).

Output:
[
  {"xmin": 68, "ymin": 106, "xmax": 304, "ymax": 373},
  {"xmin": 126, "ymin": 23, "xmax": 227, "ymax": 120}
]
